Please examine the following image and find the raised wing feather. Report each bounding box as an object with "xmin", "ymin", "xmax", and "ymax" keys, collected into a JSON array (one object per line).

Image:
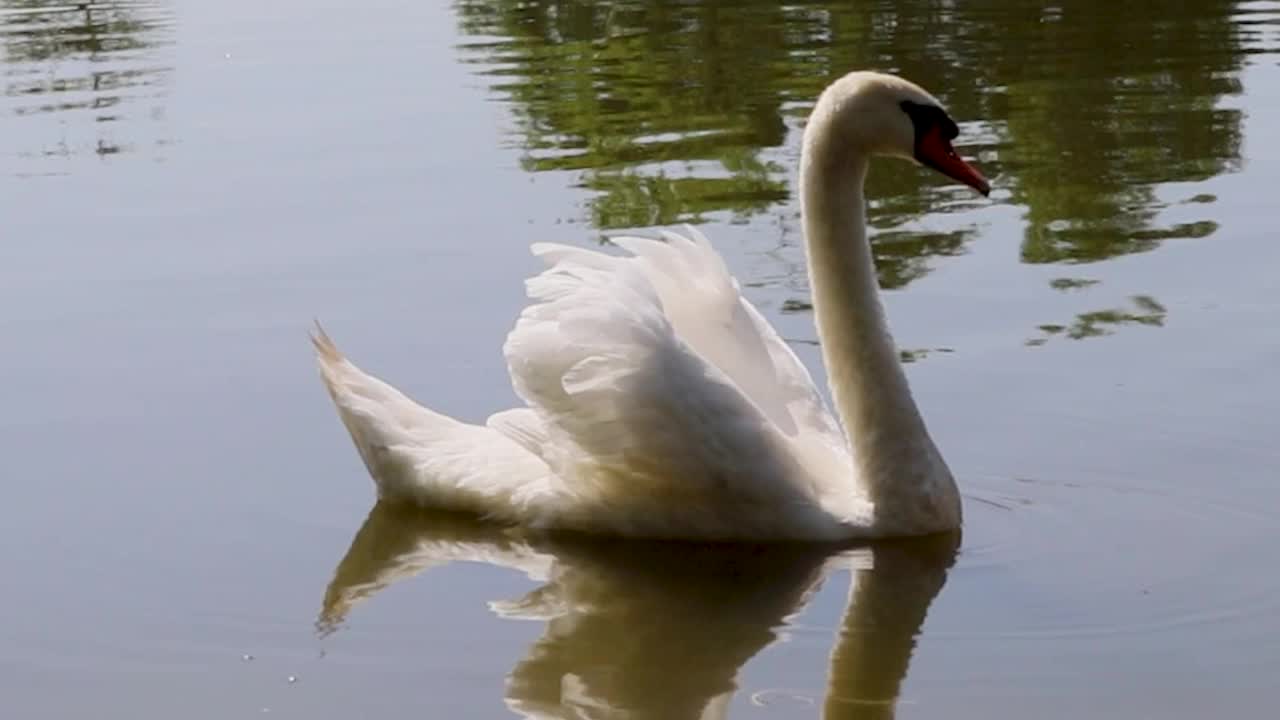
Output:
[
  {"xmin": 501, "ymin": 228, "xmax": 857, "ymax": 539},
  {"xmin": 612, "ymin": 226, "xmax": 846, "ymax": 446}
]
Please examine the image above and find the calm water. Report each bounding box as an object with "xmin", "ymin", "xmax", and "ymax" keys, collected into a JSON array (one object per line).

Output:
[{"xmin": 3, "ymin": 0, "xmax": 1280, "ymax": 717}]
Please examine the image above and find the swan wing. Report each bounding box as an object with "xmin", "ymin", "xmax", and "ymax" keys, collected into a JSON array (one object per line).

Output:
[
  {"xmin": 611, "ymin": 226, "xmax": 846, "ymax": 446},
  {"xmin": 502, "ymin": 230, "xmax": 857, "ymax": 539}
]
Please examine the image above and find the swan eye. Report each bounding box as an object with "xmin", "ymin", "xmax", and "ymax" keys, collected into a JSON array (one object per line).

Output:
[{"xmin": 900, "ymin": 100, "xmax": 958, "ymax": 141}]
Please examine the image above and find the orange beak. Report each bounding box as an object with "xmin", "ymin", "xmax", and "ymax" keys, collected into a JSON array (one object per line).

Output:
[{"xmin": 917, "ymin": 125, "xmax": 990, "ymax": 196}]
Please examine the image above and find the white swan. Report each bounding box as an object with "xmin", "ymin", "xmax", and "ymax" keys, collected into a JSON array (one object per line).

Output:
[{"xmin": 313, "ymin": 71, "xmax": 990, "ymax": 541}]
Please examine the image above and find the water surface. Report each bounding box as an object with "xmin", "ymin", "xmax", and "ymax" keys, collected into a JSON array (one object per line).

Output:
[{"xmin": 3, "ymin": 0, "xmax": 1280, "ymax": 717}]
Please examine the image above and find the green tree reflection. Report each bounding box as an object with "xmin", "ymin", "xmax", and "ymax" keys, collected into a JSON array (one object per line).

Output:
[
  {"xmin": 456, "ymin": 1, "xmax": 794, "ymax": 228},
  {"xmin": 454, "ymin": 0, "xmax": 1246, "ymax": 289},
  {"xmin": 1028, "ymin": 295, "xmax": 1168, "ymax": 346},
  {"xmin": 1, "ymin": 0, "xmax": 173, "ymax": 165}
]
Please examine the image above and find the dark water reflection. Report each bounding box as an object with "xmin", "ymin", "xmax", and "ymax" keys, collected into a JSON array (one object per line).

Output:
[
  {"xmin": 1, "ymin": 0, "xmax": 172, "ymax": 170},
  {"xmin": 1028, "ymin": 295, "xmax": 1168, "ymax": 346},
  {"xmin": 322, "ymin": 503, "xmax": 957, "ymax": 720},
  {"xmin": 455, "ymin": 0, "xmax": 1249, "ymax": 295}
]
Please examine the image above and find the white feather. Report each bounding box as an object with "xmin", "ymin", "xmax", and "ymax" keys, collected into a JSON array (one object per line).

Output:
[{"xmin": 312, "ymin": 226, "xmax": 865, "ymax": 540}]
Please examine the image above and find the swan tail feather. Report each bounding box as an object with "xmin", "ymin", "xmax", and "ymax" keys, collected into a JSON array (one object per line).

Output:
[
  {"xmin": 311, "ymin": 324, "xmax": 550, "ymax": 515},
  {"xmin": 310, "ymin": 319, "xmax": 344, "ymax": 364},
  {"xmin": 312, "ymin": 323, "xmax": 446, "ymax": 493}
]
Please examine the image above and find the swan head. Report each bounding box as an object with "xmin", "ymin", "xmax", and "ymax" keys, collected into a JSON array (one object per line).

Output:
[{"xmin": 807, "ymin": 71, "xmax": 990, "ymax": 196}]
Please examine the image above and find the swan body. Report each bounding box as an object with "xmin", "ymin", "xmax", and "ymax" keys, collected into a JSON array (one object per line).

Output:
[{"xmin": 314, "ymin": 71, "xmax": 989, "ymax": 541}]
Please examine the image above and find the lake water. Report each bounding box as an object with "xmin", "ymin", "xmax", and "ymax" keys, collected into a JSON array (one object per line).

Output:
[{"xmin": 3, "ymin": 0, "xmax": 1280, "ymax": 717}]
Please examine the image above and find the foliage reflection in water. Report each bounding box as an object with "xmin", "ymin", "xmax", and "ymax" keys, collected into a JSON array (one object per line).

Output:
[
  {"xmin": 0, "ymin": 0, "xmax": 173, "ymax": 171},
  {"xmin": 454, "ymin": 0, "xmax": 1254, "ymax": 345},
  {"xmin": 321, "ymin": 503, "xmax": 957, "ymax": 720}
]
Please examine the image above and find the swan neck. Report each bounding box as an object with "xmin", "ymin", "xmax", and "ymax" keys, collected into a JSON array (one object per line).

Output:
[
  {"xmin": 800, "ymin": 152, "xmax": 916, "ymax": 446},
  {"xmin": 799, "ymin": 134, "xmax": 959, "ymax": 532}
]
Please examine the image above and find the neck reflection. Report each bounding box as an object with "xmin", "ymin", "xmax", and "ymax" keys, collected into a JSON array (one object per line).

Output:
[{"xmin": 320, "ymin": 503, "xmax": 957, "ymax": 719}]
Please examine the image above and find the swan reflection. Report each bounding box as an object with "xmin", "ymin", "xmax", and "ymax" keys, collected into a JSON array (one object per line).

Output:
[{"xmin": 320, "ymin": 503, "xmax": 956, "ymax": 719}]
